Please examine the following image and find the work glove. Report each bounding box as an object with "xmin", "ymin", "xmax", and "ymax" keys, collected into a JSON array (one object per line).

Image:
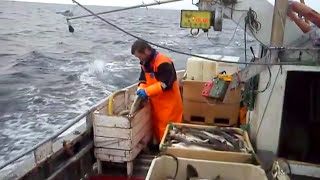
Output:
[{"xmin": 137, "ymin": 89, "xmax": 148, "ymax": 99}]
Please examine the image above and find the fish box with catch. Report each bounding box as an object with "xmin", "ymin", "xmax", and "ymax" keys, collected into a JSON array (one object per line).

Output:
[
  {"xmin": 160, "ymin": 123, "xmax": 257, "ymax": 164},
  {"xmin": 145, "ymin": 155, "xmax": 267, "ymax": 180}
]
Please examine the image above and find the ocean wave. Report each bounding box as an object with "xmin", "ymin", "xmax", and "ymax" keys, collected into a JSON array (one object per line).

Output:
[{"xmin": 0, "ymin": 53, "xmax": 16, "ymax": 57}]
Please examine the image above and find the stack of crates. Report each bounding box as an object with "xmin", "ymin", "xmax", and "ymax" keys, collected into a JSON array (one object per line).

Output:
[{"xmin": 182, "ymin": 54, "xmax": 241, "ymax": 126}]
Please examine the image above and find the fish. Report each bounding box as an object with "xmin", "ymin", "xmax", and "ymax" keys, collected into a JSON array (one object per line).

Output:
[
  {"xmin": 233, "ymin": 134, "xmax": 245, "ymax": 141},
  {"xmin": 167, "ymin": 126, "xmax": 250, "ymax": 153},
  {"xmin": 128, "ymin": 95, "xmax": 145, "ymax": 117},
  {"xmin": 185, "ymin": 132, "xmax": 209, "ymax": 143},
  {"xmin": 199, "ymin": 131, "xmax": 235, "ymax": 150},
  {"xmin": 183, "ymin": 128, "xmax": 230, "ymax": 147},
  {"xmin": 187, "ymin": 164, "xmax": 198, "ymax": 180},
  {"xmin": 182, "ymin": 129, "xmax": 222, "ymax": 145},
  {"xmin": 201, "ymin": 131, "xmax": 227, "ymax": 143},
  {"xmin": 170, "ymin": 133, "xmax": 233, "ymax": 151}
]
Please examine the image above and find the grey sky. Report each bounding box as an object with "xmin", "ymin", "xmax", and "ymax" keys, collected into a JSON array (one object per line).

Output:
[{"xmin": 11, "ymin": 0, "xmax": 320, "ymax": 12}]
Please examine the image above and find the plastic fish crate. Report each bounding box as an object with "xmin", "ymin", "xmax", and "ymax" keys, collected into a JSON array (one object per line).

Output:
[
  {"xmin": 145, "ymin": 156, "xmax": 267, "ymax": 180},
  {"xmin": 159, "ymin": 123, "xmax": 256, "ymax": 164}
]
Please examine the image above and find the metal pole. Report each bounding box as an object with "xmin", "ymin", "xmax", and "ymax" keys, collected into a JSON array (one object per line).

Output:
[{"xmin": 67, "ymin": 0, "xmax": 182, "ymax": 21}]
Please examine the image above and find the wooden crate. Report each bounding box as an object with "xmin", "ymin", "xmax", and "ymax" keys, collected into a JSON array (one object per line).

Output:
[
  {"xmin": 183, "ymin": 100, "xmax": 239, "ymax": 126},
  {"xmin": 182, "ymin": 80, "xmax": 241, "ymax": 126},
  {"xmin": 159, "ymin": 123, "xmax": 255, "ymax": 164},
  {"xmin": 93, "ymin": 96, "xmax": 152, "ymax": 177}
]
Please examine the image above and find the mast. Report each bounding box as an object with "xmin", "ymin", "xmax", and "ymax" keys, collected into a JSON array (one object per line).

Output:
[{"xmin": 270, "ymin": 0, "xmax": 288, "ymax": 47}]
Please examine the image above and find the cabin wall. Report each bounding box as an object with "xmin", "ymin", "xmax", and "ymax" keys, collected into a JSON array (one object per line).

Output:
[{"xmin": 248, "ymin": 65, "xmax": 320, "ymax": 154}]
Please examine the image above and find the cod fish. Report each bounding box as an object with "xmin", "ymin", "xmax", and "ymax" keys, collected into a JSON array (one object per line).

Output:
[{"xmin": 128, "ymin": 95, "xmax": 145, "ymax": 117}]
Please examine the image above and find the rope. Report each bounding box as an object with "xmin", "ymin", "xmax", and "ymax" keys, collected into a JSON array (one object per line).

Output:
[
  {"xmin": 245, "ymin": 8, "xmax": 267, "ymax": 48},
  {"xmin": 70, "ymin": 0, "xmax": 307, "ymax": 66}
]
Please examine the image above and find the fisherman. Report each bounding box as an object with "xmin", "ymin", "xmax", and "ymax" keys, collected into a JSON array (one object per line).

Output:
[{"xmin": 131, "ymin": 40, "xmax": 183, "ymax": 143}]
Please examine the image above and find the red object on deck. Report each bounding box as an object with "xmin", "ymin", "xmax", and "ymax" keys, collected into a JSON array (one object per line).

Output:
[
  {"xmin": 88, "ymin": 176, "xmax": 143, "ymax": 180},
  {"xmin": 202, "ymin": 81, "xmax": 214, "ymax": 97}
]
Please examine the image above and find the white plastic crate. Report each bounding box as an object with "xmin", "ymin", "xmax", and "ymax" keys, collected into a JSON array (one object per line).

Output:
[{"xmin": 146, "ymin": 156, "xmax": 267, "ymax": 180}]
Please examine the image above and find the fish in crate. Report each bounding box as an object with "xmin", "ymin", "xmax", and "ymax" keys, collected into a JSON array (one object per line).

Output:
[{"xmin": 160, "ymin": 123, "xmax": 256, "ymax": 164}]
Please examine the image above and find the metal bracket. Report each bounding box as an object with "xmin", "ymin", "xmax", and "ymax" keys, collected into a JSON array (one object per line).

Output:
[{"xmin": 214, "ymin": 6, "xmax": 223, "ymax": 31}]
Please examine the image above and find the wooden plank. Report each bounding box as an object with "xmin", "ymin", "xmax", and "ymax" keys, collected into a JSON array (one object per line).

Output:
[
  {"xmin": 96, "ymin": 106, "xmax": 108, "ymax": 115},
  {"xmin": 112, "ymin": 92, "xmax": 126, "ymax": 115},
  {"xmin": 183, "ymin": 100, "xmax": 239, "ymax": 126},
  {"xmin": 95, "ymin": 140, "xmax": 147, "ymax": 162},
  {"xmin": 132, "ymin": 106, "xmax": 151, "ymax": 134},
  {"xmin": 94, "ymin": 153, "xmax": 127, "ymax": 163},
  {"xmin": 93, "ymin": 113, "xmax": 130, "ymax": 128},
  {"xmin": 94, "ymin": 136, "xmax": 132, "ymax": 150},
  {"xmin": 132, "ymin": 121, "xmax": 152, "ymax": 147},
  {"xmin": 94, "ymin": 126, "xmax": 131, "ymax": 139},
  {"xmin": 95, "ymin": 148, "xmax": 128, "ymax": 157},
  {"xmin": 126, "ymin": 141, "xmax": 146, "ymax": 161},
  {"xmin": 95, "ymin": 132, "xmax": 151, "ymax": 163},
  {"xmin": 34, "ymin": 140, "xmax": 53, "ymax": 164},
  {"xmin": 223, "ymin": 52, "xmax": 278, "ymax": 103},
  {"xmin": 164, "ymin": 148, "xmax": 252, "ymax": 163},
  {"xmin": 94, "ymin": 121, "xmax": 152, "ymax": 150}
]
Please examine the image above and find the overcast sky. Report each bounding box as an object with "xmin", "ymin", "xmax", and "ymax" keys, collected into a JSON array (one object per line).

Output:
[{"xmin": 11, "ymin": 0, "xmax": 320, "ymax": 12}]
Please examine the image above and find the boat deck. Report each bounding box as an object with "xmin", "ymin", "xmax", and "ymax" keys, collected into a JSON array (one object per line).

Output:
[{"xmin": 90, "ymin": 146, "xmax": 159, "ymax": 180}]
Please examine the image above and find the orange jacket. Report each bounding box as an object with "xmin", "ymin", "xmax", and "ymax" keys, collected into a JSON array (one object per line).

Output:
[{"xmin": 138, "ymin": 52, "xmax": 183, "ymax": 143}]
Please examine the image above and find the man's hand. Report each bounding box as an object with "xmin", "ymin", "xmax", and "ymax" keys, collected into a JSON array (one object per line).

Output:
[{"xmin": 137, "ymin": 89, "xmax": 148, "ymax": 99}]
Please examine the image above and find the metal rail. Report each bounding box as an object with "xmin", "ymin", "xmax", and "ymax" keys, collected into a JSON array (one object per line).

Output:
[{"xmin": 67, "ymin": 0, "xmax": 183, "ymax": 21}]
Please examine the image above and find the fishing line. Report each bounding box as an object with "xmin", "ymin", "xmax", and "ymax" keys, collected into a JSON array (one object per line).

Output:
[{"xmin": 70, "ymin": 0, "xmax": 306, "ymax": 66}]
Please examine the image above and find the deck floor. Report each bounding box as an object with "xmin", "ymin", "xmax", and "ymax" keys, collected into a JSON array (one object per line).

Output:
[{"xmin": 91, "ymin": 146, "xmax": 159, "ymax": 179}]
